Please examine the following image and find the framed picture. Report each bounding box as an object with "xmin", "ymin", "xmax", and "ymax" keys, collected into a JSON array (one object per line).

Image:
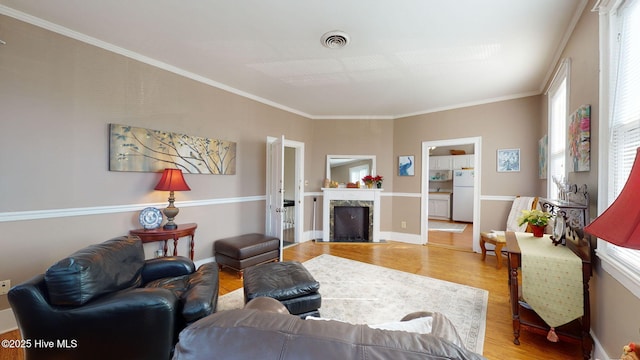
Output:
[
  {"xmin": 568, "ymin": 104, "xmax": 591, "ymax": 172},
  {"xmin": 398, "ymin": 155, "xmax": 414, "ymax": 176},
  {"xmin": 497, "ymin": 148, "xmax": 520, "ymax": 172},
  {"xmin": 109, "ymin": 123, "xmax": 236, "ymax": 174},
  {"xmin": 539, "ymin": 135, "xmax": 548, "ymax": 179}
]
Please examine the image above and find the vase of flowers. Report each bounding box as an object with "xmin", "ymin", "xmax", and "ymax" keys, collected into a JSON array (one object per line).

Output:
[
  {"xmin": 362, "ymin": 175, "xmax": 383, "ymax": 189},
  {"xmin": 517, "ymin": 209, "xmax": 552, "ymax": 237}
]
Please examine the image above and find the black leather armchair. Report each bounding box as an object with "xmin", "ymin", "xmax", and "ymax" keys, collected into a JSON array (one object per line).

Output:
[{"xmin": 8, "ymin": 235, "xmax": 219, "ymax": 360}]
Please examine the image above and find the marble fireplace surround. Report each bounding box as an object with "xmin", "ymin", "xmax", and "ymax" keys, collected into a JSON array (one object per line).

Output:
[{"xmin": 321, "ymin": 188, "xmax": 382, "ymax": 242}]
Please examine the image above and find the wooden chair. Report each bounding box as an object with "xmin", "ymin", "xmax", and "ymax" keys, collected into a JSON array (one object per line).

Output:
[{"xmin": 480, "ymin": 197, "xmax": 539, "ymax": 269}]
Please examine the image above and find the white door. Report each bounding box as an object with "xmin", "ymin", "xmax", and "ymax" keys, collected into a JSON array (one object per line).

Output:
[{"xmin": 266, "ymin": 136, "xmax": 284, "ymax": 260}]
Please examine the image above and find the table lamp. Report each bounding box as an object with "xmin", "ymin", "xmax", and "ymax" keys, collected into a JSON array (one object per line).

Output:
[
  {"xmin": 154, "ymin": 168, "xmax": 191, "ymax": 230},
  {"xmin": 584, "ymin": 147, "xmax": 640, "ymax": 249}
]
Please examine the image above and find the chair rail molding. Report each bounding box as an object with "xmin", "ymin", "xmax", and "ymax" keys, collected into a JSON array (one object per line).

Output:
[{"xmin": 0, "ymin": 196, "xmax": 266, "ymax": 222}]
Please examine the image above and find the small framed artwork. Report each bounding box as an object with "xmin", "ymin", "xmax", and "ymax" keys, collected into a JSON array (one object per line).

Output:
[
  {"xmin": 398, "ymin": 155, "xmax": 414, "ymax": 176},
  {"xmin": 497, "ymin": 148, "xmax": 520, "ymax": 172},
  {"xmin": 568, "ymin": 104, "xmax": 591, "ymax": 172},
  {"xmin": 539, "ymin": 135, "xmax": 548, "ymax": 179}
]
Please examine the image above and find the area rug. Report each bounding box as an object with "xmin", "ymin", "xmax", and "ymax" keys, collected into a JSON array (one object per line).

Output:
[
  {"xmin": 428, "ymin": 220, "xmax": 467, "ymax": 233},
  {"xmin": 217, "ymin": 254, "xmax": 488, "ymax": 354}
]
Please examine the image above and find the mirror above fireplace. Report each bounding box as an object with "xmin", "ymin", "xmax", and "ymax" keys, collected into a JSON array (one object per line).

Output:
[{"xmin": 326, "ymin": 155, "xmax": 376, "ymax": 185}]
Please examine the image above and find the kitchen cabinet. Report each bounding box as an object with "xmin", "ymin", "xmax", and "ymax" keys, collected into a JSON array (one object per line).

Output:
[
  {"xmin": 428, "ymin": 192, "xmax": 451, "ymax": 220},
  {"xmin": 431, "ymin": 155, "xmax": 474, "ymax": 170},
  {"xmin": 430, "ymin": 156, "xmax": 452, "ymax": 170},
  {"xmin": 452, "ymin": 154, "xmax": 474, "ymax": 169}
]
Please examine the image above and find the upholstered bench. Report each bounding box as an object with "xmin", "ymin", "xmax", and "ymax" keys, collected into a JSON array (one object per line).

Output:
[
  {"xmin": 214, "ymin": 233, "xmax": 280, "ymax": 278},
  {"xmin": 243, "ymin": 261, "xmax": 321, "ymax": 318}
]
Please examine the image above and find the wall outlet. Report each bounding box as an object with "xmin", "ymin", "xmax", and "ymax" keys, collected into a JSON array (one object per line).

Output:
[
  {"xmin": 401, "ymin": 221, "xmax": 407, "ymax": 229},
  {"xmin": 0, "ymin": 280, "xmax": 10, "ymax": 295}
]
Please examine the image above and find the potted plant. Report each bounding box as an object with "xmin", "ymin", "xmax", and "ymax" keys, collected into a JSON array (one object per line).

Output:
[
  {"xmin": 373, "ymin": 175, "xmax": 383, "ymax": 188},
  {"xmin": 362, "ymin": 175, "xmax": 383, "ymax": 188},
  {"xmin": 517, "ymin": 209, "xmax": 552, "ymax": 237}
]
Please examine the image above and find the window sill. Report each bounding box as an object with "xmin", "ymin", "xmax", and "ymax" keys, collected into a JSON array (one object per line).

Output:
[{"xmin": 596, "ymin": 247, "xmax": 640, "ymax": 299}]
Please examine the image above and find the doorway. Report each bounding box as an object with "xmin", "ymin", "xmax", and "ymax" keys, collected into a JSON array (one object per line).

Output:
[
  {"xmin": 266, "ymin": 136, "xmax": 305, "ymax": 256},
  {"xmin": 421, "ymin": 137, "xmax": 482, "ymax": 253},
  {"xmin": 282, "ymin": 147, "xmax": 296, "ymax": 247}
]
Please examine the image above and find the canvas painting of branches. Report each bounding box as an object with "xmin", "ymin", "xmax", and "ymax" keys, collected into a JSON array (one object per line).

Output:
[{"xmin": 109, "ymin": 124, "xmax": 236, "ymax": 174}]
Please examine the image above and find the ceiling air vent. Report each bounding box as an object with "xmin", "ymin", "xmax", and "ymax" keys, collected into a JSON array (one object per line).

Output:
[{"xmin": 321, "ymin": 31, "xmax": 350, "ymax": 49}]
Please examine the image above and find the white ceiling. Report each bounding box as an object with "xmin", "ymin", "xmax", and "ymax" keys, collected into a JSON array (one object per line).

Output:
[{"xmin": 0, "ymin": 0, "xmax": 587, "ymax": 119}]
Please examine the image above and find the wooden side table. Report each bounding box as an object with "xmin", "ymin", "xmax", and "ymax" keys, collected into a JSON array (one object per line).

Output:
[
  {"xmin": 130, "ymin": 223, "xmax": 197, "ymax": 260},
  {"xmin": 505, "ymin": 231, "xmax": 592, "ymax": 360}
]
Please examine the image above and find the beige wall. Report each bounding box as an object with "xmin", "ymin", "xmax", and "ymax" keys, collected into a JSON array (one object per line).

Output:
[
  {"xmin": 308, "ymin": 119, "xmax": 395, "ymax": 232},
  {"xmin": 543, "ymin": 1, "xmax": 640, "ymax": 357},
  {"xmin": 538, "ymin": 3, "xmax": 600, "ymax": 211},
  {"xmin": 393, "ymin": 96, "xmax": 543, "ymax": 234},
  {"xmin": 0, "ymin": 15, "xmax": 312, "ymax": 309},
  {"xmin": 537, "ymin": 1, "xmax": 640, "ymax": 357}
]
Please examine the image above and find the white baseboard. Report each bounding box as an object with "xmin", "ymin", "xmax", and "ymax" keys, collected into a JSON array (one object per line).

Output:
[
  {"xmin": 194, "ymin": 257, "xmax": 215, "ymax": 268},
  {"xmin": 591, "ymin": 330, "xmax": 609, "ymax": 360},
  {"xmin": 304, "ymin": 230, "xmax": 323, "ymax": 242},
  {"xmin": 0, "ymin": 307, "xmax": 17, "ymax": 334},
  {"xmin": 382, "ymin": 231, "xmax": 423, "ymax": 244}
]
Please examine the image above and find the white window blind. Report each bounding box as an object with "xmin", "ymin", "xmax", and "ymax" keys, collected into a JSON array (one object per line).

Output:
[{"xmin": 606, "ymin": 0, "xmax": 640, "ymax": 271}]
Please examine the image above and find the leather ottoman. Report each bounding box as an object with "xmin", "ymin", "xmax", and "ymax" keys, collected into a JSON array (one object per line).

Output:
[
  {"xmin": 214, "ymin": 233, "xmax": 280, "ymax": 278},
  {"xmin": 243, "ymin": 261, "xmax": 321, "ymax": 318}
]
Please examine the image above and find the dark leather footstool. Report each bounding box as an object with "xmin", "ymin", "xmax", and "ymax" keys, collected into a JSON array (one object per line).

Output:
[
  {"xmin": 243, "ymin": 261, "xmax": 321, "ymax": 318},
  {"xmin": 214, "ymin": 233, "xmax": 280, "ymax": 278}
]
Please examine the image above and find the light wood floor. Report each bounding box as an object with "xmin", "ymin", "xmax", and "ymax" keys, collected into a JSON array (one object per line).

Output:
[
  {"xmin": 428, "ymin": 220, "xmax": 474, "ymax": 251},
  {"xmin": 1, "ymin": 239, "xmax": 584, "ymax": 360},
  {"xmin": 210, "ymin": 239, "xmax": 584, "ymax": 360}
]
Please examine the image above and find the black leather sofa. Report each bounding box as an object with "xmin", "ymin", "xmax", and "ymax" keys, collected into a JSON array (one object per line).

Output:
[{"xmin": 8, "ymin": 235, "xmax": 219, "ymax": 360}]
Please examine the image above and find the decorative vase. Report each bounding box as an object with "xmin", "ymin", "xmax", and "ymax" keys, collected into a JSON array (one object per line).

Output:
[
  {"xmin": 366, "ymin": 183, "xmax": 373, "ymax": 189},
  {"xmin": 531, "ymin": 224, "xmax": 545, "ymax": 237},
  {"xmin": 376, "ymin": 182, "xmax": 382, "ymax": 189}
]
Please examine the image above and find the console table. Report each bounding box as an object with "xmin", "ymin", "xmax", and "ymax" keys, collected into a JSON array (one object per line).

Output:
[
  {"xmin": 130, "ymin": 223, "xmax": 197, "ymax": 260},
  {"xmin": 505, "ymin": 231, "xmax": 592, "ymax": 360}
]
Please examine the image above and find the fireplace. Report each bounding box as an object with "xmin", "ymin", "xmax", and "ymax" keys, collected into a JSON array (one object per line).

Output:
[
  {"xmin": 333, "ymin": 206, "xmax": 370, "ymax": 242},
  {"xmin": 322, "ymin": 188, "xmax": 381, "ymax": 242}
]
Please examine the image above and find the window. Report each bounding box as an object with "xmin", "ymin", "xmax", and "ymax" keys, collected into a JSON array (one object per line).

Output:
[
  {"xmin": 596, "ymin": 0, "xmax": 640, "ymax": 296},
  {"xmin": 349, "ymin": 165, "xmax": 369, "ymax": 184},
  {"xmin": 546, "ymin": 59, "xmax": 570, "ymax": 197}
]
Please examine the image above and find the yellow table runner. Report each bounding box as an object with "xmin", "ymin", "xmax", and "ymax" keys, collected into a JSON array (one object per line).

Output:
[{"xmin": 516, "ymin": 232, "xmax": 583, "ymax": 328}]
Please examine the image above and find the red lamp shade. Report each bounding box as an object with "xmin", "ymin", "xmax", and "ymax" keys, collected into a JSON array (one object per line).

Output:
[
  {"xmin": 584, "ymin": 148, "xmax": 640, "ymax": 249},
  {"xmin": 154, "ymin": 169, "xmax": 190, "ymax": 230},
  {"xmin": 154, "ymin": 169, "xmax": 191, "ymax": 192}
]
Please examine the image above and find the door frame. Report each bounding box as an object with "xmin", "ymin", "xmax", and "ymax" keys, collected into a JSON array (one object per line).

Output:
[
  {"xmin": 421, "ymin": 136, "xmax": 482, "ymax": 252},
  {"xmin": 266, "ymin": 136, "xmax": 305, "ymax": 253}
]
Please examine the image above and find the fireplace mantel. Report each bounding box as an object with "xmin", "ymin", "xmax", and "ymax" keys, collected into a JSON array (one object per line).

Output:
[{"xmin": 321, "ymin": 188, "xmax": 382, "ymax": 242}]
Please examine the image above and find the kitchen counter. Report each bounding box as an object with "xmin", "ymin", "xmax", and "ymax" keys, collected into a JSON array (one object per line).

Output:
[{"xmin": 429, "ymin": 191, "xmax": 452, "ymax": 195}]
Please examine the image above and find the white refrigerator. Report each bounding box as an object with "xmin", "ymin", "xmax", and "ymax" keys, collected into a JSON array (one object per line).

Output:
[{"xmin": 452, "ymin": 169, "xmax": 474, "ymax": 222}]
